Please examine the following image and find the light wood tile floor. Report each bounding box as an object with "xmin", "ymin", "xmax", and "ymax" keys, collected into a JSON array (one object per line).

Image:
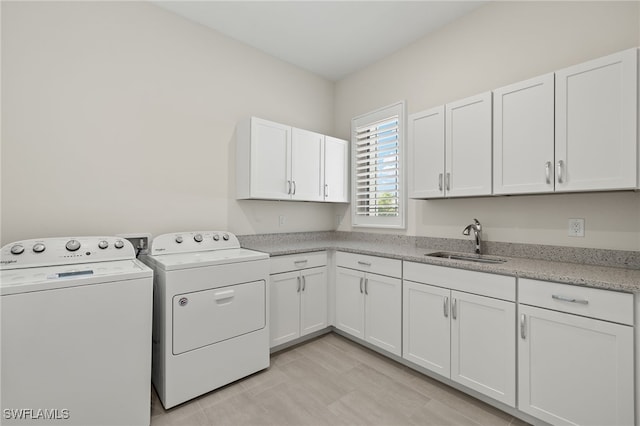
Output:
[{"xmin": 150, "ymin": 333, "xmax": 530, "ymax": 426}]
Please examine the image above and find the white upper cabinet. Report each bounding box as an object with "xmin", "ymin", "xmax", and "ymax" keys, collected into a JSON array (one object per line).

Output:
[
  {"xmin": 408, "ymin": 106, "xmax": 446, "ymax": 198},
  {"xmin": 493, "ymin": 73, "xmax": 555, "ymax": 194},
  {"xmin": 408, "ymin": 92, "xmax": 492, "ymax": 199},
  {"xmin": 291, "ymin": 128, "xmax": 324, "ymax": 201},
  {"xmin": 237, "ymin": 117, "xmax": 291, "ymax": 200},
  {"xmin": 445, "ymin": 92, "xmax": 493, "ymax": 197},
  {"xmin": 555, "ymin": 48, "xmax": 638, "ymax": 192},
  {"xmin": 324, "ymin": 136, "xmax": 349, "ymax": 202},
  {"xmin": 237, "ymin": 117, "xmax": 349, "ymax": 202}
]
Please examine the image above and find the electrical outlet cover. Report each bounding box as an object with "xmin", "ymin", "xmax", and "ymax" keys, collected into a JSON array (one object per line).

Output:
[{"xmin": 568, "ymin": 218, "xmax": 585, "ymax": 237}]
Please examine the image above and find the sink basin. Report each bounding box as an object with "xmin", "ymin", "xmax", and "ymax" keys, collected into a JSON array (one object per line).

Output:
[{"xmin": 426, "ymin": 252, "xmax": 507, "ymax": 264}]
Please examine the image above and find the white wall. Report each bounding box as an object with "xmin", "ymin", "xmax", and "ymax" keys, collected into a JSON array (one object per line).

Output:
[
  {"xmin": 334, "ymin": 1, "xmax": 640, "ymax": 251},
  {"xmin": 1, "ymin": 1, "xmax": 337, "ymax": 245}
]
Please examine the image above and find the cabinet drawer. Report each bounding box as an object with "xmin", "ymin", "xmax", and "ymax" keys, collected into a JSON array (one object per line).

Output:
[
  {"xmin": 519, "ymin": 278, "xmax": 633, "ymax": 325},
  {"xmin": 270, "ymin": 251, "xmax": 327, "ymax": 275},
  {"xmin": 336, "ymin": 252, "xmax": 401, "ymax": 278},
  {"xmin": 403, "ymin": 262, "xmax": 515, "ymax": 301}
]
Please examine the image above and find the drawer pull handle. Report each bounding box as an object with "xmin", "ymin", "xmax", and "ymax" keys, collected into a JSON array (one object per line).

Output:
[
  {"xmin": 294, "ymin": 260, "xmax": 308, "ymax": 265},
  {"xmin": 520, "ymin": 314, "xmax": 526, "ymax": 339},
  {"xmin": 214, "ymin": 290, "xmax": 234, "ymax": 301},
  {"xmin": 357, "ymin": 261, "xmax": 372, "ymax": 266},
  {"xmin": 552, "ymin": 294, "xmax": 588, "ymax": 305}
]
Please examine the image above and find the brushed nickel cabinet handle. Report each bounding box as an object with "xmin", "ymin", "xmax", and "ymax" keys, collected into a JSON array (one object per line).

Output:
[
  {"xmin": 520, "ymin": 314, "xmax": 526, "ymax": 339},
  {"xmin": 452, "ymin": 298, "xmax": 457, "ymax": 320},
  {"xmin": 445, "ymin": 173, "xmax": 451, "ymax": 191},
  {"xmin": 545, "ymin": 161, "xmax": 551, "ymax": 184},
  {"xmin": 556, "ymin": 160, "xmax": 564, "ymax": 184},
  {"xmin": 443, "ymin": 296, "xmax": 449, "ymax": 318},
  {"xmin": 552, "ymin": 294, "xmax": 588, "ymax": 305},
  {"xmin": 359, "ymin": 277, "xmax": 363, "ymax": 294},
  {"xmin": 302, "ymin": 276, "xmax": 306, "ymax": 292},
  {"xmin": 438, "ymin": 173, "xmax": 443, "ymax": 191},
  {"xmin": 297, "ymin": 276, "xmax": 301, "ymax": 292}
]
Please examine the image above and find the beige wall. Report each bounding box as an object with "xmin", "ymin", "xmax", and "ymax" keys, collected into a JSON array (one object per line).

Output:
[
  {"xmin": 1, "ymin": 1, "xmax": 337, "ymax": 244},
  {"xmin": 334, "ymin": 1, "xmax": 640, "ymax": 251}
]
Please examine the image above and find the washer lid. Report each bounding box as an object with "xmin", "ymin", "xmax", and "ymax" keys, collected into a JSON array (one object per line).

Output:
[
  {"xmin": 0, "ymin": 259, "xmax": 152, "ymax": 295},
  {"xmin": 144, "ymin": 248, "xmax": 268, "ymax": 271}
]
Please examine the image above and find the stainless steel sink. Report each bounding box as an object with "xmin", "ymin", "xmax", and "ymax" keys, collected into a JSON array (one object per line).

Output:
[{"xmin": 426, "ymin": 252, "xmax": 507, "ymax": 264}]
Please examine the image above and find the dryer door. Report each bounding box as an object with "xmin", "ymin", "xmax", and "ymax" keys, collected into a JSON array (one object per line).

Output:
[{"xmin": 172, "ymin": 280, "xmax": 265, "ymax": 355}]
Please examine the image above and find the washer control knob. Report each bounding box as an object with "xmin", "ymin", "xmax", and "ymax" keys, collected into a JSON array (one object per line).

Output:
[
  {"xmin": 10, "ymin": 244, "xmax": 24, "ymax": 255},
  {"xmin": 98, "ymin": 240, "xmax": 109, "ymax": 249},
  {"xmin": 114, "ymin": 240, "xmax": 125, "ymax": 249},
  {"xmin": 33, "ymin": 243, "xmax": 46, "ymax": 253},
  {"xmin": 194, "ymin": 234, "xmax": 203, "ymax": 243},
  {"xmin": 175, "ymin": 236, "xmax": 183, "ymax": 244},
  {"xmin": 213, "ymin": 234, "xmax": 220, "ymax": 241},
  {"xmin": 222, "ymin": 234, "xmax": 230, "ymax": 241},
  {"xmin": 66, "ymin": 240, "xmax": 81, "ymax": 252}
]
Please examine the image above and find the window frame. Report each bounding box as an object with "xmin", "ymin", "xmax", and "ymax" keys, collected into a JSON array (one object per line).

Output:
[{"xmin": 350, "ymin": 101, "xmax": 406, "ymax": 229}]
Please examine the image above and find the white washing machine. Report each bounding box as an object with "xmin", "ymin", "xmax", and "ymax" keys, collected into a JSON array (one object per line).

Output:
[
  {"xmin": 0, "ymin": 237, "xmax": 153, "ymax": 426},
  {"xmin": 139, "ymin": 231, "xmax": 270, "ymax": 409}
]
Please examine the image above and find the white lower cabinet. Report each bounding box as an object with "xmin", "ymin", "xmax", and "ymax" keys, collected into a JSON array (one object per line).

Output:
[
  {"xmin": 335, "ymin": 252, "xmax": 402, "ymax": 356},
  {"xmin": 403, "ymin": 262, "xmax": 516, "ymax": 407},
  {"xmin": 269, "ymin": 253, "xmax": 328, "ymax": 348},
  {"xmin": 518, "ymin": 278, "xmax": 634, "ymax": 426}
]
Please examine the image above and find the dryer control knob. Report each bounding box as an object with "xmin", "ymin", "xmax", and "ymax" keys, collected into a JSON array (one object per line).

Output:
[
  {"xmin": 114, "ymin": 240, "xmax": 125, "ymax": 249},
  {"xmin": 66, "ymin": 240, "xmax": 81, "ymax": 252},
  {"xmin": 10, "ymin": 244, "xmax": 24, "ymax": 255},
  {"xmin": 194, "ymin": 234, "xmax": 203, "ymax": 243},
  {"xmin": 222, "ymin": 234, "xmax": 230, "ymax": 241},
  {"xmin": 213, "ymin": 234, "xmax": 220, "ymax": 241},
  {"xmin": 175, "ymin": 236, "xmax": 183, "ymax": 244},
  {"xmin": 33, "ymin": 243, "xmax": 46, "ymax": 253},
  {"xmin": 98, "ymin": 240, "xmax": 109, "ymax": 249}
]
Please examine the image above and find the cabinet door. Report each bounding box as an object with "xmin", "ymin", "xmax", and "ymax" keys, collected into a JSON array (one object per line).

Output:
[
  {"xmin": 451, "ymin": 291, "xmax": 516, "ymax": 407},
  {"xmin": 324, "ymin": 136, "xmax": 349, "ymax": 202},
  {"xmin": 269, "ymin": 271, "xmax": 301, "ymax": 347},
  {"xmin": 445, "ymin": 92, "xmax": 493, "ymax": 197},
  {"xmin": 493, "ymin": 74, "xmax": 555, "ymax": 194},
  {"xmin": 335, "ymin": 267, "xmax": 365, "ymax": 339},
  {"xmin": 250, "ymin": 118, "xmax": 292, "ymax": 199},
  {"xmin": 403, "ymin": 281, "xmax": 451, "ymax": 377},
  {"xmin": 291, "ymin": 128, "xmax": 324, "ymax": 201},
  {"xmin": 300, "ymin": 267, "xmax": 328, "ymax": 336},
  {"xmin": 555, "ymin": 48, "xmax": 638, "ymax": 192},
  {"xmin": 518, "ymin": 305, "xmax": 634, "ymax": 426},
  {"xmin": 364, "ymin": 272, "xmax": 402, "ymax": 356},
  {"xmin": 408, "ymin": 106, "xmax": 445, "ymax": 198}
]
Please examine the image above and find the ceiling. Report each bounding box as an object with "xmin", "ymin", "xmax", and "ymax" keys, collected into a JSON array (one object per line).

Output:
[{"xmin": 152, "ymin": 1, "xmax": 486, "ymax": 81}]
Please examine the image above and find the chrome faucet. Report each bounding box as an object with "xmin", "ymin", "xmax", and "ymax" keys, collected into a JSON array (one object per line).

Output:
[{"xmin": 462, "ymin": 219, "xmax": 482, "ymax": 255}]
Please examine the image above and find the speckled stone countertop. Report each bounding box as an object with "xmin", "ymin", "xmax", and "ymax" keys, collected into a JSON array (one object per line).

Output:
[{"xmin": 239, "ymin": 231, "xmax": 640, "ymax": 294}]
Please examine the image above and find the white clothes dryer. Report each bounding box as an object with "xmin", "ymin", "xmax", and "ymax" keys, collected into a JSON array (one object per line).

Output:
[
  {"xmin": 139, "ymin": 231, "xmax": 269, "ymax": 409},
  {"xmin": 0, "ymin": 237, "xmax": 153, "ymax": 426}
]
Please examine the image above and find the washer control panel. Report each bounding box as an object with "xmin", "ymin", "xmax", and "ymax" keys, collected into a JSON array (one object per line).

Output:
[
  {"xmin": 150, "ymin": 231, "xmax": 240, "ymax": 255},
  {"xmin": 0, "ymin": 237, "xmax": 135, "ymax": 269}
]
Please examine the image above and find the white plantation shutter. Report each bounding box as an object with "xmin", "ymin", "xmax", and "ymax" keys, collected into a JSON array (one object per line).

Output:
[{"xmin": 351, "ymin": 102, "xmax": 405, "ymax": 228}]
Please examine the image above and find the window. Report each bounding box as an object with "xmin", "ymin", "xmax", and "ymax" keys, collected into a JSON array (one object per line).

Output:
[{"xmin": 351, "ymin": 101, "xmax": 405, "ymax": 228}]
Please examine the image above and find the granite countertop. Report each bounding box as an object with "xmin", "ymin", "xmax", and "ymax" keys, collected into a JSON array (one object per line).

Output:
[{"xmin": 239, "ymin": 232, "xmax": 640, "ymax": 294}]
